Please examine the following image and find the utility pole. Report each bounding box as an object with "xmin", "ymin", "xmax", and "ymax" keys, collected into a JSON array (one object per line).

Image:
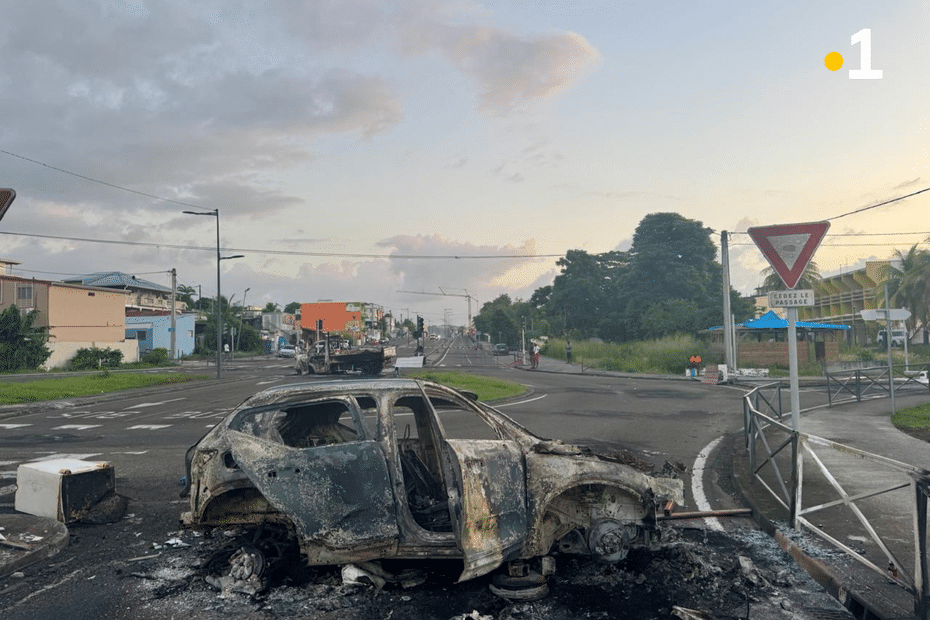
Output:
[
  {"xmin": 170, "ymin": 268, "xmax": 177, "ymax": 360},
  {"xmin": 721, "ymin": 231, "xmax": 734, "ymax": 372}
]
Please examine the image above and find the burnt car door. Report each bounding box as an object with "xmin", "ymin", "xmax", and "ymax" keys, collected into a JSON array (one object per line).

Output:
[
  {"xmin": 228, "ymin": 395, "xmax": 399, "ymax": 559},
  {"xmin": 420, "ymin": 385, "xmax": 528, "ymax": 582}
]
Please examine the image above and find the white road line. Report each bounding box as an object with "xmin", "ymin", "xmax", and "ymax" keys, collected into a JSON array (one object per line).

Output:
[
  {"xmin": 692, "ymin": 437, "xmax": 724, "ymax": 532},
  {"xmin": 126, "ymin": 424, "xmax": 172, "ymax": 430},
  {"xmin": 32, "ymin": 453, "xmax": 103, "ymax": 462},
  {"xmin": 0, "ymin": 424, "xmax": 32, "ymax": 429},
  {"xmin": 53, "ymin": 424, "xmax": 101, "ymax": 431},
  {"xmin": 495, "ymin": 394, "xmax": 548, "ymax": 408},
  {"xmin": 124, "ymin": 397, "xmax": 186, "ymax": 409}
]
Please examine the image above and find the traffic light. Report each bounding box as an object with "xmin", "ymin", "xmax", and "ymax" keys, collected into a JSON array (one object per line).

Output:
[
  {"xmin": 416, "ymin": 316, "xmax": 424, "ymax": 338},
  {"xmin": 316, "ymin": 319, "xmax": 323, "ymax": 330}
]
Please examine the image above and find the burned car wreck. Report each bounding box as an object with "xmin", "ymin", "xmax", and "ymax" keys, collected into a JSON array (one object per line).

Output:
[{"xmin": 180, "ymin": 379, "xmax": 683, "ymax": 595}]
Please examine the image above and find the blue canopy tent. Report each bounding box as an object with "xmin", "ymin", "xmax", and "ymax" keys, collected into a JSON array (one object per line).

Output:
[{"xmin": 706, "ymin": 310, "xmax": 850, "ymax": 366}]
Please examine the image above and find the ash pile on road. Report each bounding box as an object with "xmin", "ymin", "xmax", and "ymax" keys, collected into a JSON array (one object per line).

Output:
[{"xmin": 122, "ymin": 526, "xmax": 852, "ymax": 620}]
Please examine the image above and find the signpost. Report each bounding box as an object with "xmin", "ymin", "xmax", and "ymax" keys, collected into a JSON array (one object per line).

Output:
[
  {"xmin": 861, "ymin": 304, "xmax": 912, "ymax": 415},
  {"xmin": 748, "ymin": 221, "xmax": 830, "ymax": 434},
  {"xmin": 0, "ymin": 189, "xmax": 15, "ymax": 222}
]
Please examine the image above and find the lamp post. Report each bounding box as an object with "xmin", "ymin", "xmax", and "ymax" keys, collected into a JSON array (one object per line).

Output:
[
  {"xmin": 183, "ymin": 208, "xmax": 243, "ymax": 379},
  {"xmin": 236, "ymin": 287, "xmax": 250, "ymax": 353}
]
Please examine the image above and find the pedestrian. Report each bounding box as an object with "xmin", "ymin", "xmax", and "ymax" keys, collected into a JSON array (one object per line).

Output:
[
  {"xmin": 532, "ymin": 342, "xmax": 540, "ymax": 369},
  {"xmin": 565, "ymin": 339, "xmax": 572, "ymax": 364}
]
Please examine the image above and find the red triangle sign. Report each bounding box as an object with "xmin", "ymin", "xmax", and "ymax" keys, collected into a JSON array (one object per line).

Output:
[
  {"xmin": 0, "ymin": 188, "xmax": 14, "ymax": 223},
  {"xmin": 747, "ymin": 221, "xmax": 830, "ymax": 289}
]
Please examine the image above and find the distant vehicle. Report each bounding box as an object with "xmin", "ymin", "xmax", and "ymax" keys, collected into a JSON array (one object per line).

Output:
[
  {"xmin": 877, "ymin": 329, "xmax": 906, "ymax": 347},
  {"xmin": 429, "ymin": 334, "xmax": 440, "ymax": 340},
  {"xmin": 916, "ymin": 370, "xmax": 928, "ymax": 385},
  {"xmin": 277, "ymin": 346, "xmax": 296, "ymax": 358},
  {"xmin": 493, "ymin": 343, "xmax": 509, "ymax": 356}
]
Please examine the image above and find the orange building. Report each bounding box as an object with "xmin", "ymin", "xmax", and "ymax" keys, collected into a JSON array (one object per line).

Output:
[{"xmin": 300, "ymin": 302, "xmax": 364, "ymax": 339}]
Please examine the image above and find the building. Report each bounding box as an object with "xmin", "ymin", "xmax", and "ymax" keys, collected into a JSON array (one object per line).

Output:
[
  {"xmin": 300, "ymin": 302, "xmax": 364, "ymax": 341},
  {"xmin": 62, "ymin": 272, "xmax": 187, "ymax": 313},
  {"xmin": 0, "ymin": 263, "xmax": 136, "ymax": 369},
  {"xmin": 125, "ymin": 313, "xmax": 197, "ymax": 357}
]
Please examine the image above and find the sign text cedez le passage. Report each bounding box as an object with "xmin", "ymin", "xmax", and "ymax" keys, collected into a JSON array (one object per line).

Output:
[{"xmin": 768, "ymin": 289, "xmax": 814, "ymax": 307}]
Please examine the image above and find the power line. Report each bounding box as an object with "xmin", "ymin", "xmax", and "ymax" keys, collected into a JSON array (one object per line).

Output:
[
  {"xmin": 0, "ymin": 230, "xmax": 559, "ymax": 259},
  {"xmin": 0, "ymin": 149, "xmax": 208, "ymax": 209},
  {"xmin": 827, "ymin": 186, "xmax": 930, "ymax": 221}
]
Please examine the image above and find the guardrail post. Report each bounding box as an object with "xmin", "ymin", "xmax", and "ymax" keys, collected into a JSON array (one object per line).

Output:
[
  {"xmin": 790, "ymin": 432, "xmax": 801, "ymax": 529},
  {"xmin": 777, "ymin": 382, "xmax": 783, "ymax": 419},
  {"xmin": 855, "ymin": 369, "xmax": 862, "ymax": 402},
  {"xmin": 916, "ymin": 479, "xmax": 929, "ymax": 620}
]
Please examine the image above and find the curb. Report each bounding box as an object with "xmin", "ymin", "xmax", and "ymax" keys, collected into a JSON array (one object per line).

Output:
[{"xmin": 0, "ymin": 514, "xmax": 69, "ymax": 578}]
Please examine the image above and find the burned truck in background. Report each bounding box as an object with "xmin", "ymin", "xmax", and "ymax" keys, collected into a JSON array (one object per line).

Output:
[
  {"xmin": 294, "ymin": 336, "xmax": 395, "ymax": 376},
  {"xmin": 180, "ymin": 379, "xmax": 683, "ymax": 593}
]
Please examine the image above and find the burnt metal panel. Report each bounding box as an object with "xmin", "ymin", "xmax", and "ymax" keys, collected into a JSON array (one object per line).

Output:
[
  {"xmin": 230, "ymin": 435, "xmax": 399, "ymax": 551},
  {"xmin": 445, "ymin": 439, "xmax": 527, "ymax": 582}
]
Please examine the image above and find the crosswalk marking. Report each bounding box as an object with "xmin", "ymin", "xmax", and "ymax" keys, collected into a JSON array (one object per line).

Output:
[
  {"xmin": 0, "ymin": 424, "xmax": 31, "ymax": 429},
  {"xmin": 126, "ymin": 424, "xmax": 171, "ymax": 430},
  {"xmin": 124, "ymin": 397, "xmax": 186, "ymax": 409},
  {"xmin": 53, "ymin": 424, "xmax": 101, "ymax": 430}
]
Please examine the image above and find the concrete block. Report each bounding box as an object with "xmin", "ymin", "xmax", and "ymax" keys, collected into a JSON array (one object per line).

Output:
[{"xmin": 14, "ymin": 459, "xmax": 115, "ymax": 523}]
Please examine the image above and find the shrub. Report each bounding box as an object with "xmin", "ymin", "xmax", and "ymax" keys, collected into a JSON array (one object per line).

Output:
[
  {"xmin": 141, "ymin": 348, "xmax": 170, "ymax": 365},
  {"xmin": 71, "ymin": 347, "xmax": 123, "ymax": 370}
]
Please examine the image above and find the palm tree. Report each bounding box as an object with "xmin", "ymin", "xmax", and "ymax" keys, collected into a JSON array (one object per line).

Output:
[
  {"xmin": 876, "ymin": 244, "xmax": 930, "ymax": 337},
  {"xmin": 759, "ymin": 260, "xmax": 823, "ymax": 292}
]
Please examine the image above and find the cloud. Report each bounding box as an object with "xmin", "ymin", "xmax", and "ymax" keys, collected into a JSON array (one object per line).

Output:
[{"xmin": 395, "ymin": 2, "xmax": 601, "ymax": 113}]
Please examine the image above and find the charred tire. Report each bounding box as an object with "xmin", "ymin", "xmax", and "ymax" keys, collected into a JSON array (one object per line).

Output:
[
  {"xmin": 491, "ymin": 571, "xmax": 547, "ymax": 588},
  {"xmin": 489, "ymin": 579, "xmax": 549, "ymax": 602}
]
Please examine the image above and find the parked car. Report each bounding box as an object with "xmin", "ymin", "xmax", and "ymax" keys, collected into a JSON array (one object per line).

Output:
[
  {"xmin": 180, "ymin": 379, "xmax": 683, "ymax": 589},
  {"xmin": 877, "ymin": 329, "xmax": 906, "ymax": 348},
  {"xmin": 493, "ymin": 343, "xmax": 509, "ymax": 356},
  {"xmin": 277, "ymin": 345, "xmax": 296, "ymax": 358}
]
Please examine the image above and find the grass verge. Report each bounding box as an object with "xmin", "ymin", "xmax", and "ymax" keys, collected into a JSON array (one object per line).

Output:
[
  {"xmin": 892, "ymin": 402, "xmax": 930, "ymax": 430},
  {"xmin": 406, "ymin": 370, "xmax": 526, "ymax": 401},
  {"xmin": 0, "ymin": 373, "xmax": 210, "ymax": 405}
]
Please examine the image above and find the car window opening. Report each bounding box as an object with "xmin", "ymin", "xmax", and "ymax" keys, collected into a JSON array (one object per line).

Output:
[{"xmin": 392, "ymin": 395, "xmax": 452, "ymax": 532}]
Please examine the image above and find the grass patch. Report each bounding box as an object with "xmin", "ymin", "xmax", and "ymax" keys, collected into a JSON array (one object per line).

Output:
[
  {"xmin": 0, "ymin": 373, "xmax": 210, "ymax": 405},
  {"xmin": 545, "ymin": 335, "xmax": 712, "ymax": 375},
  {"xmin": 406, "ymin": 370, "xmax": 526, "ymax": 401},
  {"xmin": 892, "ymin": 403, "xmax": 930, "ymax": 430}
]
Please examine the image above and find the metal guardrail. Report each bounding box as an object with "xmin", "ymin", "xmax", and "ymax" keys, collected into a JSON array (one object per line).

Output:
[
  {"xmin": 826, "ymin": 364, "xmax": 930, "ymax": 406},
  {"xmin": 743, "ymin": 382, "xmax": 930, "ymax": 619}
]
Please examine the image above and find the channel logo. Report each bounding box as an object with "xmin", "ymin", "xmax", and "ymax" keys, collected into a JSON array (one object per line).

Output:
[{"xmin": 824, "ymin": 28, "xmax": 883, "ymax": 79}]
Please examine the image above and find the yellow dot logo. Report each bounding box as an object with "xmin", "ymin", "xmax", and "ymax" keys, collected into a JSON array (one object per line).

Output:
[{"xmin": 824, "ymin": 51, "xmax": 844, "ymax": 71}]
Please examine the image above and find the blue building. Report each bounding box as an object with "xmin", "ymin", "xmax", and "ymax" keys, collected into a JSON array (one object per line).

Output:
[{"xmin": 125, "ymin": 313, "xmax": 196, "ymax": 358}]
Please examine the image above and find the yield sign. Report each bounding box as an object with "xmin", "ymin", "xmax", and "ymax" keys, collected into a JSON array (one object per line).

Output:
[
  {"xmin": 747, "ymin": 221, "xmax": 830, "ymax": 289},
  {"xmin": 0, "ymin": 188, "xmax": 14, "ymax": 222}
]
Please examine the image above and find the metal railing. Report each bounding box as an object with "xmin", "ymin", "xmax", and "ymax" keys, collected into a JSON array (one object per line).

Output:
[
  {"xmin": 743, "ymin": 382, "xmax": 930, "ymax": 618},
  {"xmin": 826, "ymin": 363, "xmax": 930, "ymax": 406}
]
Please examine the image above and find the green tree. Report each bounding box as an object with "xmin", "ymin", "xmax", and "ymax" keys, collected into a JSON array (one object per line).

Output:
[
  {"xmin": 0, "ymin": 307, "xmax": 52, "ymax": 372},
  {"xmin": 760, "ymin": 261, "xmax": 823, "ymax": 292},
  {"xmin": 283, "ymin": 301, "xmax": 301, "ymax": 314},
  {"xmin": 263, "ymin": 302, "xmax": 281, "ymax": 313},
  {"xmin": 876, "ymin": 245, "xmax": 930, "ymax": 337},
  {"xmin": 177, "ymin": 284, "xmax": 197, "ymax": 309}
]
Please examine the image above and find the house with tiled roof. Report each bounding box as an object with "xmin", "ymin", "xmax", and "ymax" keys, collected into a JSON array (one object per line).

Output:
[{"xmin": 62, "ymin": 272, "xmax": 187, "ymax": 313}]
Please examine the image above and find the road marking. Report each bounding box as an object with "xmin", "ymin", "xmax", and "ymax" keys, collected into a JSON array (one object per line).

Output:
[
  {"xmin": 0, "ymin": 424, "xmax": 32, "ymax": 429},
  {"xmin": 126, "ymin": 424, "xmax": 172, "ymax": 430},
  {"xmin": 32, "ymin": 453, "xmax": 103, "ymax": 461},
  {"xmin": 692, "ymin": 437, "xmax": 724, "ymax": 532},
  {"xmin": 94, "ymin": 412, "xmax": 130, "ymax": 419},
  {"xmin": 256, "ymin": 379, "xmax": 283, "ymax": 385},
  {"xmin": 116, "ymin": 451, "xmax": 150, "ymax": 455},
  {"xmin": 53, "ymin": 424, "xmax": 101, "ymax": 431},
  {"xmin": 0, "ymin": 460, "xmax": 20, "ymax": 466},
  {"xmin": 495, "ymin": 394, "xmax": 548, "ymax": 408},
  {"xmin": 124, "ymin": 397, "xmax": 186, "ymax": 409}
]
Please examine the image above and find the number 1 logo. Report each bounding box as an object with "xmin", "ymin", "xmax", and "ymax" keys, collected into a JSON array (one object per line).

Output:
[{"xmin": 849, "ymin": 29, "xmax": 882, "ymax": 80}]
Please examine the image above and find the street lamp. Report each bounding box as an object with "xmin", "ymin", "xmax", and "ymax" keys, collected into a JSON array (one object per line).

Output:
[
  {"xmin": 235, "ymin": 287, "xmax": 250, "ymax": 353},
  {"xmin": 183, "ymin": 207, "xmax": 242, "ymax": 379}
]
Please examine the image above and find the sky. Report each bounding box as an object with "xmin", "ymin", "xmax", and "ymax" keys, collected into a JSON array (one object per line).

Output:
[{"xmin": 2, "ymin": 0, "xmax": 929, "ymax": 328}]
